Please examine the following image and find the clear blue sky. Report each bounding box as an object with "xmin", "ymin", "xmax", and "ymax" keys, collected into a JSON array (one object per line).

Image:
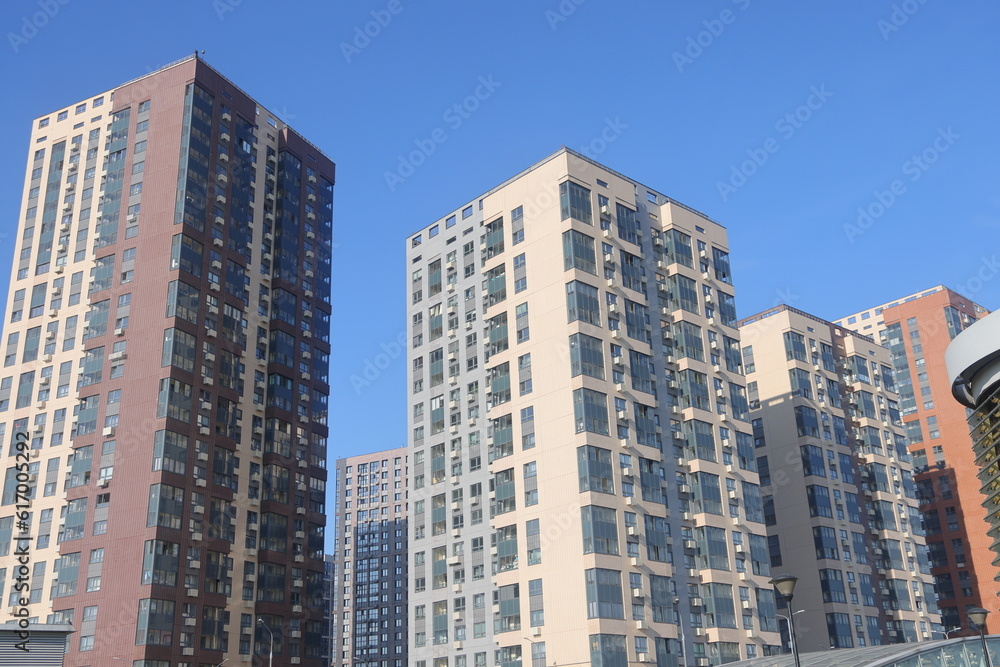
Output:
[{"xmin": 0, "ymin": 0, "xmax": 997, "ymax": 471}]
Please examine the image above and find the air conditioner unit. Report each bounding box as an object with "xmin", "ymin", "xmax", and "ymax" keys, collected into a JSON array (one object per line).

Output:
[{"xmin": 102, "ymin": 427, "xmax": 115, "ymax": 437}]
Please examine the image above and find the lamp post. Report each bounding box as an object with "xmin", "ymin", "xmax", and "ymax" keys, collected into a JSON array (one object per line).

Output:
[
  {"xmin": 770, "ymin": 575, "xmax": 801, "ymax": 667},
  {"xmin": 258, "ymin": 617, "xmax": 274, "ymax": 667},
  {"xmin": 969, "ymin": 607, "xmax": 992, "ymax": 667}
]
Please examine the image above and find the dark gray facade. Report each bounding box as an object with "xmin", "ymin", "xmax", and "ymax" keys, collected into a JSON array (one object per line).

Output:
[{"xmin": 331, "ymin": 448, "xmax": 408, "ymax": 667}]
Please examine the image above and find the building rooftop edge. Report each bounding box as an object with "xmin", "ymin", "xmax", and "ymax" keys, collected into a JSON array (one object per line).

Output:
[
  {"xmin": 405, "ymin": 146, "xmax": 725, "ymax": 242},
  {"xmin": 34, "ymin": 53, "xmax": 335, "ymax": 166},
  {"xmin": 334, "ymin": 445, "xmax": 409, "ymax": 465},
  {"xmin": 833, "ymin": 284, "xmax": 990, "ymax": 325},
  {"xmin": 737, "ymin": 303, "xmax": 876, "ymax": 344}
]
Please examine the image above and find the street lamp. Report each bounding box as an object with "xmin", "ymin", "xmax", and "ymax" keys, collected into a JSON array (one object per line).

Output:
[
  {"xmin": 770, "ymin": 575, "xmax": 801, "ymax": 667},
  {"xmin": 258, "ymin": 617, "xmax": 274, "ymax": 667},
  {"xmin": 968, "ymin": 607, "xmax": 992, "ymax": 667}
]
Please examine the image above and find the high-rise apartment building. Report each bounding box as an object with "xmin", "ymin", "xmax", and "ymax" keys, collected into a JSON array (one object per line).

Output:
[
  {"xmin": 406, "ymin": 148, "xmax": 782, "ymax": 667},
  {"xmin": 331, "ymin": 447, "xmax": 409, "ymax": 667},
  {"xmin": 0, "ymin": 55, "xmax": 334, "ymax": 666},
  {"xmin": 836, "ymin": 286, "xmax": 995, "ymax": 634},
  {"xmin": 739, "ymin": 305, "xmax": 941, "ymax": 651},
  {"xmin": 946, "ymin": 311, "xmax": 1000, "ymax": 585}
]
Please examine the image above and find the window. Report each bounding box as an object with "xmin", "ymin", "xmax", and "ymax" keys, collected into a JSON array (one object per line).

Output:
[
  {"xmin": 581, "ymin": 506, "xmax": 618, "ymax": 555},
  {"xmin": 578, "ymin": 446, "xmax": 613, "ymax": 494},
  {"xmin": 795, "ymin": 405, "xmax": 819, "ymax": 438},
  {"xmin": 801, "ymin": 445, "xmax": 825, "ymax": 477},
  {"xmin": 820, "ymin": 569, "xmax": 847, "ymax": 603},
  {"xmin": 563, "ymin": 229, "xmax": 597, "ymax": 275},
  {"xmin": 813, "ymin": 525, "xmax": 838, "ymax": 559},
  {"xmin": 585, "ymin": 568, "xmax": 623, "ymax": 619},
  {"xmin": 589, "ymin": 634, "xmax": 627, "ymax": 667},
  {"xmin": 784, "ymin": 331, "xmax": 807, "ymax": 361},
  {"xmin": 807, "ymin": 485, "xmax": 833, "ymax": 519},
  {"xmin": 573, "ymin": 388, "xmax": 608, "ymax": 435},
  {"xmin": 566, "ymin": 280, "xmax": 600, "ymax": 326},
  {"xmin": 569, "ymin": 333, "xmax": 604, "ymax": 379},
  {"xmin": 484, "ymin": 217, "xmax": 504, "ymax": 258},
  {"xmin": 560, "ymin": 181, "xmax": 592, "ymax": 224},
  {"xmin": 494, "ymin": 583, "xmax": 520, "ymax": 632}
]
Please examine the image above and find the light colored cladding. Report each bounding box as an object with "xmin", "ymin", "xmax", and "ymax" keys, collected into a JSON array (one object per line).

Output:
[
  {"xmin": 741, "ymin": 308, "xmax": 938, "ymax": 650},
  {"xmin": 483, "ymin": 156, "xmax": 599, "ymax": 656},
  {"xmin": 0, "ymin": 96, "xmax": 115, "ymax": 625},
  {"xmin": 409, "ymin": 151, "xmax": 780, "ymax": 664},
  {"xmin": 406, "ymin": 203, "xmax": 494, "ymax": 660}
]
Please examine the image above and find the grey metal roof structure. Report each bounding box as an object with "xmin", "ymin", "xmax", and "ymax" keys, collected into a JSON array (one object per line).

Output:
[
  {"xmin": 724, "ymin": 635, "xmax": 999, "ymax": 667},
  {"xmin": 0, "ymin": 623, "xmax": 73, "ymax": 667}
]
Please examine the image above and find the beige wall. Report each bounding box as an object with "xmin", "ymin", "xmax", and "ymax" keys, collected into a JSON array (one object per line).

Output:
[
  {"xmin": 742, "ymin": 307, "xmax": 939, "ymax": 651},
  {"xmin": 408, "ymin": 148, "xmax": 781, "ymax": 667}
]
